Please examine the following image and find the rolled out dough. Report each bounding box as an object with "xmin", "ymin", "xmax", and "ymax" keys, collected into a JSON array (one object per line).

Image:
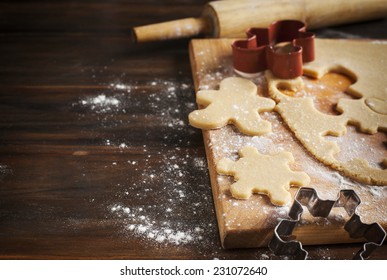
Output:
[{"xmin": 266, "ymin": 39, "xmax": 387, "ymax": 185}]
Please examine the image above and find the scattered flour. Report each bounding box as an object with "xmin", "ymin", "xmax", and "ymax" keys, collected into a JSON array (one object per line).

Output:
[
  {"xmin": 326, "ymin": 125, "xmax": 386, "ymax": 169},
  {"xmin": 111, "ymin": 204, "xmax": 205, "ymax": 245},
  {"xmin": 108, "ymin": 146, "xmax": 217, "ymax": 248},
  {"xmin": 75, "ymin": 78, "xmax": 222, "ymax": 256},
  {"xmin": 0, "ymin": 163, "xmax": 12, "ymax": 180},
  {"xmin": 79, "ymin": 94, "xmax": 121, "ymax": 113}
]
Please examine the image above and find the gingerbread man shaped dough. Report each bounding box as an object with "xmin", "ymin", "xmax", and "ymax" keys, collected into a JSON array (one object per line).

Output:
[{"xmin": 189, "ymin": 77, "xmax": 275, "ymax": 136}]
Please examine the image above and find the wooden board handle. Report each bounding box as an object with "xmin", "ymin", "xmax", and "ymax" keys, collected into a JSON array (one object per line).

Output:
[{"xmin": 132, "ymin": 17, "xmax": 210, "ymax": 43}]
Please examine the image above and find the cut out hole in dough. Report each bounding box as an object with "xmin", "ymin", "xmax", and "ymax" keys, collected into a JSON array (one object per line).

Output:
[
  {"xmin": 280, "ymin": 72, "xmax": 359, "ymax": 116},
  {"xmin": 325, "ymin": 125, "xmax": 386, "ymax": 169}
]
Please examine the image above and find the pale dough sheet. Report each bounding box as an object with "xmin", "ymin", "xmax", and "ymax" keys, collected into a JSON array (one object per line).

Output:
[
  {"xmin": 266, "ymin": 39, "xmax": 387, "ymax": 185},
  {"xmin": 189, "ymin": 39, "xmax": 386, "ymax": 206}
]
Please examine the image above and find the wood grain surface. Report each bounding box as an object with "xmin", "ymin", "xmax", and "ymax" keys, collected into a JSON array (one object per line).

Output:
[
  {"xmin": 189, "ymin": 38, "xmax": 386, "ymax": 249},
  {"xmin": 0, "ymin": 0, "xmax": 386, "ymax": 260}
]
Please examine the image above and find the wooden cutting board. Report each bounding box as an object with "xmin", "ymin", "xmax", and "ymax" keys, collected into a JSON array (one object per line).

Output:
[{"xmin": 189, "ymin": 38, "xmax": 387, "ymax": 248}]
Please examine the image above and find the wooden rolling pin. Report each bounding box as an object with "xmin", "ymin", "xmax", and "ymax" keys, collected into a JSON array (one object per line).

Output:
[{"xmin": 133, "ymin": 0, "xmax": 387, "ymax": 42}]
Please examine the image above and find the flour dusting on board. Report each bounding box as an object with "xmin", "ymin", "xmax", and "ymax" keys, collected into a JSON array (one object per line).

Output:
[
  {"xmin": 326, "ymin": 125, "xmax": 386, "ymax": 169},
  {"xmin": 207, "ymin": 76, "xmax": 387, "ymax": 230},
  {"xmin": 191, "ymin": 39, "xmax": 386, "ymax": 258}
]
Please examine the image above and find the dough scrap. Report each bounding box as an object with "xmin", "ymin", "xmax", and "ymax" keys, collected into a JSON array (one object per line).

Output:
[
  {"xmin": 216, "ymin": 146, "xmax": 310, "ymax": 206},
  {"xmin": 266, "ymin": 39, "xmax": 387, "ymax": 185},
  {"xmin": 189, "ymin": 77, "xmax": 275, "ymax": 136}
]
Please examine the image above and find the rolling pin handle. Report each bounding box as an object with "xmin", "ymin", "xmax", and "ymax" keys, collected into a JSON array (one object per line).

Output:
[{"xmin": 132, "ymin": 17, "xmax": 211, "ymax": 43}]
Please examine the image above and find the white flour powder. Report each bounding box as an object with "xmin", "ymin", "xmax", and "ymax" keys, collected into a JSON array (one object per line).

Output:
[{"xmin": 75, "ymin": 78, "xmax": 222, "ymax": 256}]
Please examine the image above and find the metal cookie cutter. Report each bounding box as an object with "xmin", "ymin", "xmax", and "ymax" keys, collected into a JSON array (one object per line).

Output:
[
  {"xmin": 268, "ymin": 187, "xmax": 386, "ymax": 260},
  {"xmin": 232, "ymin": 20, "xmax": 315, "ymax": 79}
]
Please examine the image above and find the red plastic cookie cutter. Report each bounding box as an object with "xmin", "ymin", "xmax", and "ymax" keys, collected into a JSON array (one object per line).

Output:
[{"xmin": 232, "ymin": 20, "xmax": 315, "ymax": 79}]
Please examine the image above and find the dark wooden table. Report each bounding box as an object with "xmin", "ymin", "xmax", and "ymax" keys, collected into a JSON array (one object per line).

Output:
[{"xmin": 0, "ymin": 0, "xmax": 386, "ymax": 260}]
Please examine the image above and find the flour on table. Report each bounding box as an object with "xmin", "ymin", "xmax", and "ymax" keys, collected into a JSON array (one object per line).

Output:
[
  {"xmin": 0, "ymin": 163, "xmax": 12, "ymax": 180},
  {"xmin": 75, "ymin": 78, "xmax": 222, "ymax": 256},
  {"xmin": 79, "ymin": 94, "xmax": 121, "ymax": 113}
]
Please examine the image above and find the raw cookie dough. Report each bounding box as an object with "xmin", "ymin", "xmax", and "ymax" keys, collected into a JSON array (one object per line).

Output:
[
  {"xmin": 189, "ymin": 77, "xmax": 275, "ymax": 136},
  {"xmin": 266, "ymin": 39, "xmax": 387, "ymax": 185},
  {"xmin": 366, "ymin": 98, "xmax": 387, "ymax": 115},
  {"xmin": 216, "ymin": 146, "xmax": 310, "ymax": 206}
]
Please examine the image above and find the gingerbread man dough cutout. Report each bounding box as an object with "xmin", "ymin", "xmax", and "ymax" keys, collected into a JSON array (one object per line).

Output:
[
  {"xmin": 216, "ymin": 146, "xmax": 310, "ymax": 206},
  {"xmin": 189, "ymin": 77, "xmax": 275, "ymax": 136}
]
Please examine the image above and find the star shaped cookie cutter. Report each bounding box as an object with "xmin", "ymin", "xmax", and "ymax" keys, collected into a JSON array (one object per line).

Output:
[
  {"xmin": 232, "ymin": 20, "xmax": 315, "ymax": 79},
  {"xmin": 268, "ymin": 187, "xmax": 386, "ymax": 260}
]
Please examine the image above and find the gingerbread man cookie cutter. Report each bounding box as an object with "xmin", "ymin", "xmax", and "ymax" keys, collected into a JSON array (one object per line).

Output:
[
  {"xmin": 268, "ymin": 187, "xmax": 386, "ymax": 259},
  {"xmin": 232, "ymin": 20, "xmax": 315, "ymax": 79}
]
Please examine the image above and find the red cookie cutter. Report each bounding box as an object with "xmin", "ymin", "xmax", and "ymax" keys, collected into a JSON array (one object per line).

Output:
[{"xmin": 232, "ymin": 20, "xmax": 315, "ymax": 79}]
